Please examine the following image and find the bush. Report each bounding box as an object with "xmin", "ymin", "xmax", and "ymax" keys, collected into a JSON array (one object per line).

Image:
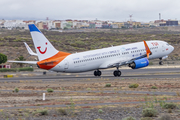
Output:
[
  {"xmin": 14, "ymin": 87, "xmax": 19, "ymax": 93},
  {"xmin": 18, "ymin": 67, "xmax": 33, "ymax": 71},
  {"xmin": 34, "ymin": 109, "xmax": 48, "ymax": 115},
  {"xmin": 98, "ymin": 109, "xmax": 103, "ymax": 114},
  {"xmin": 0, "ymin": 53, "xmax": 7, "ymax": 64},
  {"xmin": 0, "ymin": 68, "xmax": 17, "ymax": 72},
  {"xmin": 140, "ymin": 118, "xmax": 153, "ymax": 120},
  {"xmin": 58, "ymin": 108, "xmax": 67, "ymax": 115},
  {"xmin": 0, "ymin": 67, "xmax": 33, "ymax": 72},
  {"xmin": 94, "ymin": 119, "xmax": 103, "ymax": 120},
  {"xmin": 158, "ymin": 114, "xmax": 171, "ymax": 120},
  {"xmin": 122, "ymin": 116, "xmax": 136, "ymax": 120},
  {"xmin": 163, "ymin": 103, "xmax": 176, "ymax": 109},
  {"xmin": 151, "ymin": 86, "xmax": 157, "ymax": 89},
  {"xmin": 142, "ymin": 108, "xmax": 158, "ymax": 117},
  {"xmin": 129, "ymin": 83, "xmax": 139, "ymax": 88},
  {"xmin": 167, "ymin": 109, "xmax": 172, "ymax": 113},
  {"xmin": 105, "ymin": 83, "xmax": 111, "ymax": 87},
  {"xmin": 47, "ymin": 88, "xmax": 54, "ymax": 93},
  {"xmin": 87, "ymin": 88, "xmax": 91, "ymax": 91}
]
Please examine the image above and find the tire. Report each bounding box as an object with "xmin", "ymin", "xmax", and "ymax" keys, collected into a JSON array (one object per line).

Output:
[
  {"xmin": 113, "ymin": 71, "xmax": 117, "ymax": 77},
  {"xmin": 117, "ymin": 71, "xmax": 121, "ymax": 76},
  {"xmin": 97, "ymin": 71, "xmax": 101, "ymax": 76},
  {"xmin": 159, "ymin": 61, "xmax": 163, "ymax": 65},
  {"xmin": 94, "ymin": 71, "xmax": 97, "ymax": 76},
  {"xmin": 114, "ymin": 70, "xmax": 121, "ymax": 77}
]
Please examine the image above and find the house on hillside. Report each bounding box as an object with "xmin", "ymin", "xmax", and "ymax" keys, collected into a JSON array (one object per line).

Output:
[
  {"xmin": 0, "ymin": 65, "xmax": 10, "ymax": 68},
  {"xmin": 23, "ymin": 20, "xmax": 36, "ymax": 29},
  {"xmin": 61, "ymin": 20, "xmax": 73, "ymax": 29},
  {"xmin": 160, "ymin": 20, "xmax": 178, "ymax": 26},
  {"xmin": 53, "ymin": 20, "xmax": 61, "ymax": 29}
]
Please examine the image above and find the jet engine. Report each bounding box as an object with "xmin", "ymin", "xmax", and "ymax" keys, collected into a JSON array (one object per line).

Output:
[{"xmin": 129, "ymin": 58, "xmax": 149, "ymax": 69}]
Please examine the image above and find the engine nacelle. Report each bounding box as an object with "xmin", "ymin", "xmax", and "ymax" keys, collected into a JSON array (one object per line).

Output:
[{"xmin": 129, "ymin": 58, "xmax": 149, "ymax": 69}]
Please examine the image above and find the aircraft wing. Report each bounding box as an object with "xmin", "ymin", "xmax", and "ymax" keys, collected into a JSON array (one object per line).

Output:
[
  {"xmin": 104, "ymin": 54, "xmax": 146, "ymax": 68},
  {"xmin": 105, "ymin": 40, "xmax": 152, "ymax": 68},
  {"xmin": 8, "ymin": 61, "xmax": 38, "ymax": 64},
  {"xmin": 24, "ymin": 42, "xmax": 38, "ymax": 56}
]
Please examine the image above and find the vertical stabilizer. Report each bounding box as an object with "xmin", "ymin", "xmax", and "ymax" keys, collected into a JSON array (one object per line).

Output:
[{"xmin": 28, "ymin": 24, "xmax": 59, "ymax": 61}]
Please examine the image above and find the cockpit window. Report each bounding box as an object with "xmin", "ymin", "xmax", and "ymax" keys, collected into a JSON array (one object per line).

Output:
[{"xmin": 166, "ymin": 43, "xmax": 169, "ymax": 46}]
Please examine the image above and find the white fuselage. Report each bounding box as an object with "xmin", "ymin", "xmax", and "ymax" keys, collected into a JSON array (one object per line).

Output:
[{"xmin": 51, "ymin": 40, "xmax": 174, "ymax": 73}]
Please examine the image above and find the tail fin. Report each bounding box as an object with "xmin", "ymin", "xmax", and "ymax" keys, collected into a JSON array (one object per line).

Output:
[
  {"xmin": 24, "ymin": 42, "xmax": 37, "ymax": 56},
  {"xmin": 28, "ymin": 24, "xmax": 59, "ymax": 61}
]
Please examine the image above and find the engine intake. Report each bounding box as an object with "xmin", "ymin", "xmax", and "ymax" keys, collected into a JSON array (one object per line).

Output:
[{"xmin": 129, "ymin": 58, "xmax": 149, "ymax": 69}]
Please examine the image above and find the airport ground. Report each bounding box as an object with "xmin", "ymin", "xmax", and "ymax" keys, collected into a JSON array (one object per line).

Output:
[
  {"xmin": 1, "ymin": 27, "xmax": 180, "ymax": 119},
  {"xmin": 0, "ymin": 67, "xmax": 180, "ymax": 119}
]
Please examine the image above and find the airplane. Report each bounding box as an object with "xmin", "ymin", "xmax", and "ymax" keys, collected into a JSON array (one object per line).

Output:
[{"xmin": 8, "ymin": 24, "xmax": 174, "ymax": 77}]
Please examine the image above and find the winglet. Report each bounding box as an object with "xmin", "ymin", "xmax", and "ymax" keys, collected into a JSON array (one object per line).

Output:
[
  {"xmin": 24, "ymin": 42, "xmax": 38, "ymax": 56},
  {"xmin": 143, "ymin": 40, "xmax": 152, "ymax": 58}
]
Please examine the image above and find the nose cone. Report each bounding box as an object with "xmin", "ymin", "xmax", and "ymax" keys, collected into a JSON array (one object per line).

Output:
[{"xmin": 171, "ymin": 45, "xmax": 174, "ymax": 52}]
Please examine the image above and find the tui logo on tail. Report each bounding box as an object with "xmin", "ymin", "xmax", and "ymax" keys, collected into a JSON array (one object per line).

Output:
[{"xmin": 37, "ymin": 42, "xmax": 48, "ymax": 54}]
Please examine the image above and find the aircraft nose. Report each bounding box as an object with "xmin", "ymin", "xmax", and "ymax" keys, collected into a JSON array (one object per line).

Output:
[{"xmin": 171, "ymin": 45, "xmax": 174, "ymax": 52}]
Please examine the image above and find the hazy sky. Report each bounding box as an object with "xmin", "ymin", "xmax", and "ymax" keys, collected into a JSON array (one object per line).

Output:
[{"xmin": 1, "ymin": 0, "xmax": 180, "ymax": 22}]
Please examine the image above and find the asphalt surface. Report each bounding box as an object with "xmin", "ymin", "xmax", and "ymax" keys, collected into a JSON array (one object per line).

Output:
[{"xmin": 0, "ymin": 67, "xmax": 180, "ymax": 81}]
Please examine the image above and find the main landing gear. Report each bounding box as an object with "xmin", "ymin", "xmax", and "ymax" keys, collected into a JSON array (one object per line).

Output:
[
  {"xmin": 94, "ymin": 68, "xmax": 121, "ymax": 77},
  {"xmin": 94, "ymin": 70, "xmax": 101, "ymax": 76},
  {"xmin": 113, "ymin": 67, "xmax": 121, "ymax": 77},
  {"xmin": 159, "ymin": 58, "xmax": 163, "ymax": 65}
]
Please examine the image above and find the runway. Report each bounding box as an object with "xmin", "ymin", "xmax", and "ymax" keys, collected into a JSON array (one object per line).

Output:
[{"xmin": 1, "ymin": 67, "xmax": 180, "ymax": 81}]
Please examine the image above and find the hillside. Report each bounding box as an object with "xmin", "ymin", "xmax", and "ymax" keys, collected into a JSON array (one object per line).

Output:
[{"xmin": 0, "ymin": 27, "xmax": 180, "ymax": 67}]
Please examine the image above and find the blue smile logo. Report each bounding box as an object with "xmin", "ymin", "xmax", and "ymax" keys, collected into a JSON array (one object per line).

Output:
[{"xmin": 120, "ymin": 47, "xmax": 126, "ymax": 52}]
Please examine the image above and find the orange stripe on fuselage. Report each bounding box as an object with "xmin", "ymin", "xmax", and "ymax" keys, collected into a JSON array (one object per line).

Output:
[{"xmin": 37, "ymin": 51, "xmax": 71, "ymax": 70}]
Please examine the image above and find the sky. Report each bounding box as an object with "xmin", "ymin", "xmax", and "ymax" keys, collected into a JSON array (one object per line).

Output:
[{"xmin": 1, "ymin": 0, "xmax": 180, "ymax": 22}]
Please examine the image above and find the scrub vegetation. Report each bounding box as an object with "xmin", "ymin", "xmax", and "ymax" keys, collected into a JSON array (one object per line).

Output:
[
  {"xmin": 0, "ymin": 27, "xmax": 180, "ymax": 119},
  {"xmin": 0, "ymin": 77, "xmax": 178, "ymax": 119}
]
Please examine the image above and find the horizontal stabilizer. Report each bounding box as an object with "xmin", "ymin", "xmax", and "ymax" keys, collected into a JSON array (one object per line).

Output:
[{"xmin": 8, "ymin": 61, "xmax": 37, "ymax": 64}]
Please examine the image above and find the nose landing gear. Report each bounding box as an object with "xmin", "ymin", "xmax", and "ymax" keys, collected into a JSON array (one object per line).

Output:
[{"xmin": 159, "ymin": 58, "xmax": 163, "ymax": 65}]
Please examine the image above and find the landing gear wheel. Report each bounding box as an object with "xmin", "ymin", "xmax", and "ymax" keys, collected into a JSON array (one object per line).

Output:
[
  {"xmin": 159, "ymin": 61, "xmax": 163, "ymax": 65},
  {"xmin": 113, "ymin": 70, "xmax": 121, "ymax": 77},
  {"xmin": 94, "ymin": 71, "xmax": 97, "ymax": 76},
  {"xmin": 159, "ymin": 58, "xmax": 163, "ymax": 65},
  {"xmin": 97, "ymin": 71, "xmax": 101, "ymax": 76},
  {"xmin": 94, "ymin": 70, "xmax": 102, "ymax": 76}
]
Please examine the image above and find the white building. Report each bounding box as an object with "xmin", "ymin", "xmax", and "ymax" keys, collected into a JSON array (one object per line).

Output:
[
  {"xmin": 94, "ymin": 21, "xmax": 101, "ymax": 28},
  {"xmin": 4, "ymin": 20, "xmax": 27, "ymax": 29},
  {"xmin": 47, "ymin": 20, "xmax": 56, "ymax": 30}
]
